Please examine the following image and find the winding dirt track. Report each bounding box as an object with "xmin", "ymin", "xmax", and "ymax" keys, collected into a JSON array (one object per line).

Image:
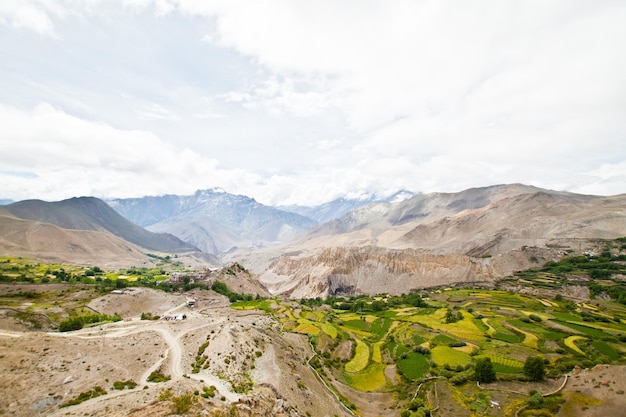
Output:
[{"xmin": 13, "ymin": 302, "xmax": 242, "ymax": 417}]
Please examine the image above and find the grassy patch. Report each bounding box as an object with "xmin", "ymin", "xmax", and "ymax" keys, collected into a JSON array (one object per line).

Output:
[
  {"xmin": 343, "ymin": 363, "xmax": 387, "ymax": 391},
  {"xmin": 397, "ymin": 352, "xmax": 430, "ymax": 380},
  {"xmin": 591, "ymin": 340, "xmax": 620, "ymax": 360},
  {"xmin": 372, "ymin": 341, "xmax": 384, "ymax": 363},
  {"xmin": 345, "ymin": 339, "xmax": 370, "ymax": 373},
  {"xmin": 60, "ymin": 386, "xmax": 107, "ymax": 407},
  {"xmin": 293, "ymin": 321, "xmax": 320, "ymax": 336},
  {"xmin": 344, "ymin": 319, "xmax": 371, "ymax": 332},
  {"xmin": 320, "ymin": 322, "xmax": 338, "ymax": 338},
  {"xmin": 431, "ymin": 346, "xmax": 472, "ymax": 367},
  {"xmin": 231, "ymin": 300, "xmax": 272, "ymax": 312},
  {"xmin": 147, "ymin": 370, "xmax": 171, "ymax": 383},
  {"xmin": 554, "ymin": 320, "xmax": 610, "ymax": 338}
]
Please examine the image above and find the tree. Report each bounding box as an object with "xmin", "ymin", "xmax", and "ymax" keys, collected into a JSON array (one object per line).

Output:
[
  {"xmin": 445, "ymin": 309, "xmax": 461, "ymax": 323},
  {"xmin": 524, "ymin": 356, "xmax": 546, "ymax": 381},
  {"xmin": 527, "ymin": 390, "xmax": 544, "ymax": 409},
  {"xmin": 474, "ymin": 357, "xmax": 496, "ymax": 383}
]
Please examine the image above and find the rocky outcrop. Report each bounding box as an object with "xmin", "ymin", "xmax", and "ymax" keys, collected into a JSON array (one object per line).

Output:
[{"xmin": 257, "ymin": 246, "xmax": 547, "ymax": 298}]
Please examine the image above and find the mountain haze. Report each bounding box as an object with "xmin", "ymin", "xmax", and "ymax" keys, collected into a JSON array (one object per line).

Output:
[
  {"xmin": 109, "ymin": 189, "xmax": 317, "ymax": 255},
  {"xmin": 278, "ymin": 190, "xmax": 416, "ymax": 224}
]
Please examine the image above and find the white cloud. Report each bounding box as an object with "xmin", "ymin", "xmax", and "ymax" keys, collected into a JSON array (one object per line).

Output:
[
  {"xmin": 0, "ymin": 1, "xmax": 624, "ymax": 205},
  {"xmin": 135, "ymin": 103, "xmax": 179, "ymax": 120},
  {"xmin": 0, "ymin": 103, "xmax": 260, "ymax": 201},
  {"xmin": 0, "ymin": 1, "xmax": 58, "ymax": 36},
  {"xmin": 220, "ymin": 76, "xmax": 341, "ymax": 118}
]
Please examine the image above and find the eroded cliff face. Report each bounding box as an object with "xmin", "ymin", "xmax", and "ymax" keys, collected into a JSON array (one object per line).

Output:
[{"xmin": 257, "ymin": 245, "xmax": 554, "ymax": 298}]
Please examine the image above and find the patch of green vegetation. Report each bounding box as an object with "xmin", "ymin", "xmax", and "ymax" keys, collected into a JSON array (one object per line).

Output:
[
  {"xmin": 431, "ymin": 334, "xmax": 458, "ymax": 346},
  {"xmin": 211, "ymin": 280, "xmax": 259, "ymax": 303},
  {"xmin": 231, "ymin": 299, "xmax": 273, "ymax": 312},
  {"xmin": 58, "ymin": 313, "xmax": 121, "ymax": 332},
  {"xmin": 60, "ymin": 386, "xmax": 107, "ymax": 407},
  {"xmin": 201, "ymin": 385, "xmax": 217, "ymax": 398},
  {"xmin": 397, "ymin": 352, "xmax": 430, "ymax": 380},
  {"xmin": 431, "ymin": 346, "xmax": 472, "ymax": 367},
  {"xmin": 343, "ymin": 319, "xmax": 371, "ymax": 332},
  {"xmin": 343, "ymin": 363, "xmax": 387, "ymax": 391},
  {"xmin": 140, "ymin": 312, "xmax": 160, "ymax": 320},
  {"xmin": 112, "ymin": 380, "xmax": 137, "ymax": 390},
  {"xmin": 147, "ymin": 370, "xmax": 171, "ymax": 383},
  {"xmin": 171, "ymin": 392, "xmax": 196, "ymax": 414},
  {"xmin": 590, "ymin": 340, "xmax": 620, "ymax": 360},
  {"xmin": 553, "ymin": 320, "xmax": 611, "ymax": 338}
]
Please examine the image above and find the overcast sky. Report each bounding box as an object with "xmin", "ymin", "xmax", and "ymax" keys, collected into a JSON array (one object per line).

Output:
[{"xmin": 1, "ymin": 1, "xmax": 625, "ymax": 206}]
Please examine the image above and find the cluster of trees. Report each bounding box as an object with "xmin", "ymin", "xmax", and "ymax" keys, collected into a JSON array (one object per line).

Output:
[
  {"xmin": 210, "ymin": 280, "xmax": 258, "ymax": 302},
  {"xmin": 537, "ymin": 246, "xmax": 626, "ymax": 305},
  {"xmin": 320, "ymin": 291, "xmax": 429, "ymax": 312},
  {"xmin": 541, "ymin": 251, "xmax": 626, "ymax": 278},
  {"xmin": 444, "ymin": 308, "xmax": 463, "ymax": 323},
  {"xmin": 474, "ymin": 356, "xmax": 545, "ymax": 383},
  {"xmin": 59, "ymin": 313, "xmax": 121, "ymax": 332}
]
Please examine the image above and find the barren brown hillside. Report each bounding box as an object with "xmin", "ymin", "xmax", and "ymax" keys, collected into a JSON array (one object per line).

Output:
[
  {"xmin": 240, "ymin": 187, "xmax": 626, "ymax": 298},
  {"xmin": 0, "ymin": 288, "xmax": 351, "ymax": 417}
]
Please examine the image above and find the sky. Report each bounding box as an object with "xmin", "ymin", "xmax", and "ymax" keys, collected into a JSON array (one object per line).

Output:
[{"xmin": 0, "ymin": 0, "xmax": 625, "ymax": 206}]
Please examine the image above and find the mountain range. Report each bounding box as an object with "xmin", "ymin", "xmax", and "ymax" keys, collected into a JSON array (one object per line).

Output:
[
  {"xmin": 1, "ymin": 184, "xmax": 625, "ymax": 297},
  {"xmin": 277, "ymin": 190, "xmax": 416, "ymax": 223},
  {"xmin": 0, "ymin": 197, "xmax": 212, "ymax": 268},
  {"xmin": 108, "ymin": 188, "xmax": 417, "ymax": 255},
  {"xmin": 108, "ymin": 189, "xmax": 318, "ymax": 255}
]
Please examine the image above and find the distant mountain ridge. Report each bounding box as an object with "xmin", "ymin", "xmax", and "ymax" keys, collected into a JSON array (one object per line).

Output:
[
  {"xmin": 278, "ymin": 190, "xmax": 417, "ymax": 224},
  {"xmin": 108, "ymin": 189, "xmax": 318, "ymax": 255},
  {"xmin": 3, "ymin": 197, "xmax": 197, "ymax": 253}
]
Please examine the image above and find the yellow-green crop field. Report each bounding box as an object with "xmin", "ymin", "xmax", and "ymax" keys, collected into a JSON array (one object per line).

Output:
[
  {"xmin": 372, "ymin": 341, "xmax": 383, "ymax": 363},
  {"xmin": 564, "ymin": 336, "xmax": 587, "ymax": 355},
  {"xmin": 482, "ymin": 354, "xmax": 524, "ymax": 369},
  {"xmin": 320, "ymin": 322, "xmax": 337, "ymax": 338},
  {"xmin": 343, "ymin": 363, "xmax": 387, "ymax": 392},
  {"xmin": 293, "ymin": 322, "xmax": 320, "ymax": 336},
  {"xmin": 345, "ymin": 339, "xmax": 370, "ymax": 373},
  {"xmin": 431, "ymin": 346, "xmax": 472, "ymax": 367}
]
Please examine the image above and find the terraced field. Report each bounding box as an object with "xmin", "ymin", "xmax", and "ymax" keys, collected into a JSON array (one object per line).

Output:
[{"xmin": 241, "ymin": 281, "xmax": 626, "ymax": 416}]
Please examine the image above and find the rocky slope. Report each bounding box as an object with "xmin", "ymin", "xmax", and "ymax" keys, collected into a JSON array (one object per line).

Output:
[{"xmin": 241, "ymin": 185, "xmax": 626, "ymax": 298}]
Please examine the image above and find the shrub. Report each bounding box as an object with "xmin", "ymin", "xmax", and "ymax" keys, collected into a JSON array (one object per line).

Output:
[
  {"xmin": 474, "ymin": 358, "xmax": 496, "ymax": 383},
  {"xmin": 147, "ymin": 370, "xmax": 171, "ymax": 383},
  {"xmin": 60, "ymin": 386, "xmax": 107, "ymax": 407},
  {"xmin": 58, "ymin": 316, "xmax": 84, "ymax": 332},
  {"xmin": 112, "ymin": 380, "xmax": 137, "ymax": 390},
  {"xmin": 172, "ymin": 393, "xmax": 195, "ymax": 414},
  {"xmin": 202, "ymin": 385, "xmax": 217, "ymax": 398},
  {"xmin": 524, "ymin": 356, "xmax": 546, "ymax": 381}
]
